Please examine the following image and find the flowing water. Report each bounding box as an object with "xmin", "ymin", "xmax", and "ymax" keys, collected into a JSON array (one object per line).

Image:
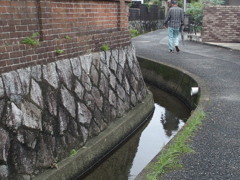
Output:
[{"xmin": 79, "ymin": 85, "xmax": 190, "ymax": 180}]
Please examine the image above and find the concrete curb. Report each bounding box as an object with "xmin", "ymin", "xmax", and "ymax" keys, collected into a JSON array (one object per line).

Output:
[
  {"xmin": 137, "ymin": 56, "xmax": 210, "ymax": 110},
  {"xmin": 135, "ymin": 57, "xmax": 210, "ymax": 179},
  {"xmin": 187, "ymin": 34, "xmax": 240, "ymax": 51}
]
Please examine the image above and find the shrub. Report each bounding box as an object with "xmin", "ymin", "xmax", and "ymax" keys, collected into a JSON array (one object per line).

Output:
[
  {"xmin": 56, "ymin": 49, "xmax": 64, "ymax": 55},
  {"xmin": 186, "ymin": 0, "xmax": 224, "ymax": 32},
  {"xmin": 22, "ymin": 32, "xmax": 40, "ymax": 46},
  {"xmin": 100, "ymin": 44, "xmax": 110, "ymax": 52},
  {"xmin": 130, "ymin": 29, "xmax": 140, "ymax": 38},
  {"xmin": 70, "ymin": 149, "xmax": 77, "ymax": 156}
]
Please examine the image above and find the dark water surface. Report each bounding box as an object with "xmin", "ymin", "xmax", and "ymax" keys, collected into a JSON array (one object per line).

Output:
[{"xmin": 81, "ymin": 85, "xmax": 190, "ymax": 180}]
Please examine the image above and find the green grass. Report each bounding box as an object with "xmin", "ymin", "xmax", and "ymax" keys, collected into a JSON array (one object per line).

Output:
[
  {"xmin": 64, "ymin": 35, "xmax": 72, "ymax": 39},
  {"xmin": 56, "ymin": 49, "xmax": 64, "ymax": 55},
  {"xmin": 100, "ymin": 43, "xmax": 110, "ymax": 52},
  {"xmin": 70, "ymin": 149, "xmax": 77, "ymax": 156},
  {"xmin": 22, "ymin": 32, "xmax": 40, "ymax": 46},
  {"xmin": 146, "ymin": 109, "xmax": 205, "ymax": 180},
  {"xmin": 130, "ymin": 29, "xmax": 140, "ymax": 38}
]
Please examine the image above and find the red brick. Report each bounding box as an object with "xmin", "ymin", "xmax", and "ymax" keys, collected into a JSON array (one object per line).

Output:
[
  {"xmin": 203, "ymin": 6, "xmax": 240, "ymax": 42},
  {"xmin": 0, "ymin": 0, "xmax": 131, "ymax": 73},
  {"xmin": 0, "ymin": 53, "xmax": 10, "ymax": 60},
  {"xmin": 0, "ymin": 60, "xmax": 7, "ymax": 67}
]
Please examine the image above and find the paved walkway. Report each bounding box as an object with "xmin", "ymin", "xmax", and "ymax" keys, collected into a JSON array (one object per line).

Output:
[{"xmin": 133, "ymin": 29, "xmax": 240, "ymax": 180}]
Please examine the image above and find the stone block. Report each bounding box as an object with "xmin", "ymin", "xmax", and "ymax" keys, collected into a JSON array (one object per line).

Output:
[
  {"xmin": 109, "ymin": 72, "xmax": 116, "ymax": 89},
  {"xmin": 0, "ymin": 100, "xmax": 5, "ymax": 122},
  {"xmin": 30, "ymin": 79, "xmax": 43, "ymax": 108},
  {"xmin": 46, "ymin": 87, "xmax": 58, "ymax": 117},
  {"xmin": 109, "ymin": 54, "xmax": 118, "ymax": 73},
  {"xmin": 116, "ymin": 84, "xmax": 126, "ymax": 101},
  {"xmin": 74, "ymin": 80, "xmax": 84, "ymax": 100},
  {"xmin": 70, "ymin": 57, "xmax": 82, "ymax": 78},
  {"xmin": 77, "ymin": 102, "xmax": 92, "ymax": 127},
  {"xmin": 0, "ymin": 165, "xmax": 8, "ymax": 179},
  {"xmin": 18, "ymin": 129, "xmax": 38, "ymax": 149},
  {"xmin": 60, "ymin": 86, "xmax": 76, "ymax": 118},
  {"xmin": 31, "ymin": 65, "xmax": 42, "ymax": 82},
  {"xmin": 21, "ymin": 101, "xmax": 42, "ymax": 130},
  {"xmin": 92, "ymin": 87, "xmax": 103, "ymax": 111},
  {"xmin": 6, "ymin": 102, "xmax": 22, "ymax": 130},
  {"xmin": 84, "ymin": 92, "xmax": 95, "ymax": 111},
  {"xmin": 43, "ymin": 63, "xmax": 59, "ymax": 89},
  {"xmin": 109, "ymin": 89, "xmax": 116, "ymax": 108},
  {"xmin": 80, "ymin": 126, "xmax": 88, "ymax": 144},
  {"xmin": 2, "ymin": 71, "xmax": 23, "ymax": 103},
  {"xmin": 124, "ymin": 76, "xmax": 130, "ymax": 95},
  {"xmin": 58, "ymin": 107, "xmax": 70, "ymax": 135},
  {"xmin": 81, "ymin": 72, "xmax": 92, "ymax": 92},
  {"xmin": 12, "ymin": 143, "xmax": 36, "ymax": 174},
  {"xmin": 116, "ymin": 64, "xmax": 124, "ymax": 83},
  {"xmin": 80, "ymin": 54, "xmax": 92, "ymax": 75},
  {"xmin": 90, "ymin": 65, "xmax": 99, "ymax": 86},
  {"xmin": 99, "ymin": 73, "xmax": 109, "ymax": 98},
  {"xmin": 118, "ymin": 48, "xmax": 126, "ymax": 68},
  {"xmin": 0, "ymin": 129, "xmax": 9, "ymax": 163},
  {"xmin": 56, "ymin": 59, "xmax": 73, "ymax": 90},
  {"xmin": 0, "ymin": 77, "xmax": 4, "ymax": 98},
  {"xmin": 17, "ymin": 67, "xmax": 31, "ymax": 95}
]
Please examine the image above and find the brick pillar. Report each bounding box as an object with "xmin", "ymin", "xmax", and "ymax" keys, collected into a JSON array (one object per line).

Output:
[
  {"xmin": 36, "ymin": 0, "xmax": 43, "ymax": 41},
  {"xmin": 119, "ymin": 0, "xmax": 125, "ymax": 30},
  {"xmin": 118, "ymin": 0, "xmax": 130, "ymax": 31}
]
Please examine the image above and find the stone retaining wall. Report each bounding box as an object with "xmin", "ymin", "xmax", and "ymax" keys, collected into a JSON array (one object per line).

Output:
[
  {"xmin": 0, "ymin": 45, "xmax": 148, "ymax": 179},
  {"xmin": 129, "ymin": 20, "xmax": 165, "ymax": 34}
]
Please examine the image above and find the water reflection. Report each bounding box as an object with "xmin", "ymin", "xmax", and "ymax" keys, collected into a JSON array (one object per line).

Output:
[
  {"xmin": 128, "ymin": 104, "xmax": 185, "ymax": 179},
  {"xmin": 161, "ymin": 111, "xmax": 181, "ymax": 137},
  {"xmin": 80, "ymin": 85, "xmax": 190, "ymax": 180}
]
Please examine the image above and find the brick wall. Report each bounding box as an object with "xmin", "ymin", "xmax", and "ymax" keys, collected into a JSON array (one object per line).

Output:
[
  {"xmin": 0, "ymin": 0, "xmax": 131, "ymax": 73},
  {"xmin": 202, "ymin": 6, "xmax": 240, "ymax": 43}
]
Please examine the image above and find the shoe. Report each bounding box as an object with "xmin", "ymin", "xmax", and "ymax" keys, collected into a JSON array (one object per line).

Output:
[
  {"xmin": 175, "ymin": 46, "xmax": 180, "ymax": 52},
  {"xmin": 169, "ymin": 49, "xmax": 174, "ymax": 53}
]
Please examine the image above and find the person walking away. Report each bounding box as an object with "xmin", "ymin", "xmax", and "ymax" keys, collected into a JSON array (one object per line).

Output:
[{"xmin": 164, "ymin": 0, "xmax": 184, "ymax": 53}]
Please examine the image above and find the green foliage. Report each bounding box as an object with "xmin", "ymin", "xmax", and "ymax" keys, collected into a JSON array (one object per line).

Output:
[
  {"xmin": 186, "ymin": 0, "xmax": 224, "ymax": 32},
  {"xmin": 70, "ymin": 149, "xmax": 77, "ymax": 156},
  {"xmin": 178, "ymin": 1, "xmax": 183, "ymax": 8},
  {"xmin": 143, "ymin": 3, "xmax": 151, "ymax": 12},
  {"xmin": 64, "ymin": 35, "xmax": 72, "ymax": 39},
  {"xmin": 56, "ymin": 49, "xmax": 64, "ymax": 55},
  {"xmin": 153, "ymin": 0, "xmax": 161, "ymax": 5},
  {"xmin": 100, "ymin": 43, "xmax": 110, "ymax": 52},
  {"xmin": 146, "ymin": 109, "xmax": 205, "ymax": 179},
  {"xmin": 205, "ymin": 0, "xmax": 224, "ymax": 5},
  {"xmin": 22, "ymin": 32, "xmax": 40, "ymax": 46},
  {"xmin": 130, "ymin": 29, "xmax": 140, "ymax": 38}
]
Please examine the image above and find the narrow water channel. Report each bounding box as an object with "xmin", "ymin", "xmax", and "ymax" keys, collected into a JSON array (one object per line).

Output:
[{"xmin": 80, "ymin": 85, "xmax": 190, "ymax": 180}]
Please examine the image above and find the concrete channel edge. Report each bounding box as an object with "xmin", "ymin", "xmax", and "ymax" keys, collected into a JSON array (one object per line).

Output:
[
  {"xmin": 34, "ymin": 91, "xmax": 154, "ymax": 180},
  {"xmin": 135, "ymin": 56, "xmax": 210, "ymax": 179}
]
